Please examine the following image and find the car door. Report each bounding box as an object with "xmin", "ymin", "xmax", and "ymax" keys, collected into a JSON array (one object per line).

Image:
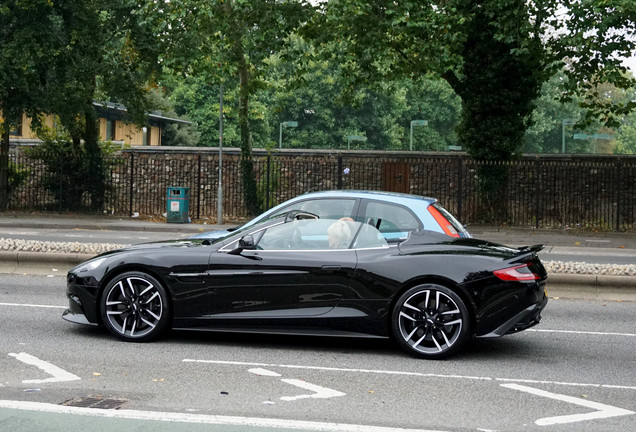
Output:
[{"xmin": 206, "ymin": 219, "xmax": 357, "ymax": 319}]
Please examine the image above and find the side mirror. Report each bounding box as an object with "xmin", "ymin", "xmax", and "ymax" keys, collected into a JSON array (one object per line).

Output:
[
  {"xmin": 227, "ymin": 235, "xmax": 256, "ymax": 255},
  {"xmin": 239, "ymin": 235, "xmax": 256, "ymax": 250}
]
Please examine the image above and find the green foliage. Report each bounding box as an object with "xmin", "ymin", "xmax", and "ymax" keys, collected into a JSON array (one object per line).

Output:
[
  {"xmin": 309, "ymin": 0, "xmax": 636, "ymax": 159},
  {"xmin": 26, "ymin": 130, "xmax": 88, "ymax": 210},
  {"xmin": 615, "ymin": 111, "xmax": 636, "ymax": 154},
  {"xmin": 25, "ymin": 129, "xmax": 120, "ymax": 211},
  {"xmin": 7, "ymin": 161, "xmax": 29, "ymax": 199},
  {"xmin": 0, "ymin": 0, "xmax": 63, "ymax": 208},
  {"xmin": 157, "ymin": 0, "xmax": 314, "ymax": 215}
]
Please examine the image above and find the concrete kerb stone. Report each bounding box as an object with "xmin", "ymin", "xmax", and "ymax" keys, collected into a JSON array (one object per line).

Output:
[{"xmin": 0, "ymin": 251, "xmax": 94, "ymax": 267}]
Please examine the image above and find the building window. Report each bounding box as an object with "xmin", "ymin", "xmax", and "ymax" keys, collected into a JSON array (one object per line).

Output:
[
  {"xmin": 142, "ymin": 126, "xmax": 150, "ymax": 146},
  {"xmin": 9, "ymin": 117, "xmax": 22, "ymax": 136},
  {"xmin": 106, "ymin": 119, "xmax": 116, "ymax": 140}
]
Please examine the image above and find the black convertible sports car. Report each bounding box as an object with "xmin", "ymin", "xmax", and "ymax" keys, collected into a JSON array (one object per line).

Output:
[{"xmin": 64, "ymin": 212, "xmax": 548, "ymax": 359}]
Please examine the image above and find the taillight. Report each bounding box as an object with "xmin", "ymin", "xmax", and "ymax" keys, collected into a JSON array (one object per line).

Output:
[
  {"xmin": 494, "ymin": 263, "xmax": 540, "ymax": 281},
  {"xmin": 428, "ymin": 205, "xmax": 459, "ymax": 237}
]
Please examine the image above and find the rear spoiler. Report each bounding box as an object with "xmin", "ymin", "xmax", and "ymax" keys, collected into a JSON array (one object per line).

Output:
[{"xmin": 516, "ymin": 244, "xmax": 544, "ymax": 253}]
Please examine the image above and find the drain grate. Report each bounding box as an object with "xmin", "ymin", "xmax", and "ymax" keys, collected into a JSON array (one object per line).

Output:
[{"xmin": 61, "ymin": 396, "xmax": 128, "ymax": 410}]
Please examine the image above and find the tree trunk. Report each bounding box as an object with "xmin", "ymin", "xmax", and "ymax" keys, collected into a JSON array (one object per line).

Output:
[
  {"xmin": 224, "ymin": 0, "xmax": 260, "ymax": 217},
  {"xmin": 83, "ymin": 103, "xmax": 105, "ymax": 212},
  {"xmin": 0, "ymin": 126, "xmax": 9, "ymax": 211}
]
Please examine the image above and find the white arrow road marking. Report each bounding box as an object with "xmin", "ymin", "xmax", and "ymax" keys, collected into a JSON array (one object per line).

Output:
[
  {"xmin": 248, "ymin": 368, "xmax": 281, "ymax": 377},
  {"xmin": 248, "ymin": 367, "xmax": 346, "ymax": 401},
  {"xmin": 501, "ymin": 383, "xmax": 634, "ymax": 426},
  {"xmin": 9, "ymin": 352, "xmax": 81, "ymax": 384},
  {"xmin": 280, "ymin": 379, "xmax": 346, "ymax": 401}
]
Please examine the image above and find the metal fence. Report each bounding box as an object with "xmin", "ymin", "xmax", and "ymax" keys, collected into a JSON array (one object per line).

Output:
[{"xmin": 8, "ymin": 147, "xmax": 636, "ymax": 230}]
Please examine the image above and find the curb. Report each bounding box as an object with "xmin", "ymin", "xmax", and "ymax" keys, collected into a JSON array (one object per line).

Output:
[{"xmin": 0, "ymin": 251, "xmax": 95, "ymax": 267}]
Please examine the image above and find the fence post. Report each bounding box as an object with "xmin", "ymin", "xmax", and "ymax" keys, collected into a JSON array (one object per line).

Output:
[
  {"xmin": 337, "ymin": 156, "xmax": 343, "ymax": 189},
  {"xmin": 616, "ymin": 160, "xmax": 621, "ymax": 231},
  {"xmin": 456, "ymin": 157, "xmax": 463, "ymax": 222},
  {"xmin": 266, "ymin": 154, "xmax": 271, "ymax": 210},
  {"xmin": 197, "ymin": 153, "xmax": 202, "ymax": 219},
  {"xmin": 534, "ymin": 158, "xmax": 541, "ymax": 229},
  {"xmin": 129, "ymin": 152, "xmax": 134, "ymax": 216}
]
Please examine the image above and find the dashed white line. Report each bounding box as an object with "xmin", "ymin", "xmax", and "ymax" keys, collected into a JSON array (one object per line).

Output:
[
  {"xmin": 0, "ymin": 400, "xmax": 447, "ymax": 432},
  {"xmin": 527, "ymin": 329, "xmax": 636, "ymax": 337},
  {"xmin": 183, "ymin": 359, "xmax": 636, "ymax": 391},
  {"xmin": 0, "ymin": 302, "xmax": 66, "ymax": 309}
]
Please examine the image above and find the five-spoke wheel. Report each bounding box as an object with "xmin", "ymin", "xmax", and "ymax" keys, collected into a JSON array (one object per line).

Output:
[
  {"xmin": 392, "ymin": 284, "xmax": 471, "ymax": 359},
  {"xmin": 100, "ymin": 272, "xmax": 170, "ymax": 342}
]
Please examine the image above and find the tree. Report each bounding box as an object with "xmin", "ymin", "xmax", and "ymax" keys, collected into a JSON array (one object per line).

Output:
[
  {"xmin": 615, "ymin": 111, "xmax": 636, "ymax": 154},
  {"xmin": 1, "ymin": 0, "xmax": 160, "ymax": 211},
  {"xmin": 46, "ymin": 0, "xmax": 160, "ymax": 211},
  {"xmin": 0, "ymin": 0, "xmax": 61, "ymax": 209},
  {"xmin": 158, "ymin": 0, "xmax": 314, "ymax": 216},
  {"xmin": 308, "ymin": 0, "xmax": 636, "ymax": 160},
  {"xmin": 260, "ymin": 34, "xmax": 461, "ymax": 150}
]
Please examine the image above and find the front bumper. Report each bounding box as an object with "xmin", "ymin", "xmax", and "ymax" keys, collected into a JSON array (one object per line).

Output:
[
  {"xmin": 64, "ymin": 270, "xmax": 101, "ymax": 325},
  {"xmin": 62, "ymin": 308, "xmax": 97, "ymax": 326}
]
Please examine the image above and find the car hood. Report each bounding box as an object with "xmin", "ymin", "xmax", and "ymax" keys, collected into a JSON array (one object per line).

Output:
[
  {"xmin": 189, "ymin": 227, "xmax": 239, "ymax": 240},
  {"xmin": 96, "ymin": 239, "xmax": 209, "ymax": 257}
]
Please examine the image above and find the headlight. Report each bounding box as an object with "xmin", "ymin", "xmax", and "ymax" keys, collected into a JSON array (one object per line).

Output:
[{"xmin": 77, "ymin": 257, "xmax": 108, "ymax": 273}]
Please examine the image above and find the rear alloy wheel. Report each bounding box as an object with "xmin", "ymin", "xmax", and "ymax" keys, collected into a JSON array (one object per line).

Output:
[
  {"xmin": 100, "ymin": 272, "xmax": 170, "ymax": 342},
  {"xmin": 392, "ymin": 284, "xmax": 471, "ymax": 359}
]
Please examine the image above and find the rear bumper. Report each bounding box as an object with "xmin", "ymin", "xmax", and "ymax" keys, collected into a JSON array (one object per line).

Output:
[{"xmin": 477, "ymin": 294, "xmax": 548, "ymax": 338}]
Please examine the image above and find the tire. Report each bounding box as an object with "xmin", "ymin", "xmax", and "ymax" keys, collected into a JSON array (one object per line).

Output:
[
  {"xmin": 100, "ymin": 271, "xmax": 171, "ymax": 342},
  {"xmin": 392, "ymin": 284, "xmax": 471, "ymax": 359}
]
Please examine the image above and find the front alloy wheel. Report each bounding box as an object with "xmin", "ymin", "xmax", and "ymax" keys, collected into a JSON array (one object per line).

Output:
[
  {"xmin": 392, "ymin": 284, "xmax": 471, "ymax": 359},
  {"xmin": 101, "ymin": 272, "xmax": 170, "ymax": 342}
]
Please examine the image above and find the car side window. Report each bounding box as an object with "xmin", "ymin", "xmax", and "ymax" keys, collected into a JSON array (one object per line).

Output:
[
  {"xmin": 358, "ymin": 201, "xmax": 421, "ymax": 241},
  {"xmin": 271, "ymin": 199, "xmax": 355, "ymax": 220},
  {"xmin": 255, "ymin": 219, "xmax": 386, "ymax": 251}
]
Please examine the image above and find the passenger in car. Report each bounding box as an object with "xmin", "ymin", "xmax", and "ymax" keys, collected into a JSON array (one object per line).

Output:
[{"xmin": 327, "ymin": 219, "xmax": 353, "ymax": 249}]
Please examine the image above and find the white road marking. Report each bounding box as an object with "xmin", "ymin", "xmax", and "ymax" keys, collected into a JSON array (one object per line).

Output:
[
  {"xmin": 527, "ymin": 329, "xmax": 636, "ymax": 337},
  {"xmin": 280, "ymin": 379, "xmax": 346, "ymax": 401},
  {"xmin": 0, "ymin": 400, "xmax": 447, "ymax": 432},
  {"xmin": 502, "ymin": 383, "xmax": 635, "ymax": 426},
  {"xmin": 0, "ymin": 302, "xmax": 66, "ymax": 309},
  {"xmin": 248, "ymin": 368, "xmax": 345, "ymax": 401},
  {"xmin": 183, "ymin": 359, "xmax": 636, "ymax": 391},
  {"xmin": 248, "ymin": 368, "xmax": 281, "ymax": 377},
  {"xmin": 8, "ymin": 352, "xmax": 81, "ymax": 384}
]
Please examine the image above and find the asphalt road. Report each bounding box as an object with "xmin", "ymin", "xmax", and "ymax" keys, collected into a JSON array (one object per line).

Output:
[{"xmin": 1, "ymin": 274, "xmax": 635, "ymax": 431}]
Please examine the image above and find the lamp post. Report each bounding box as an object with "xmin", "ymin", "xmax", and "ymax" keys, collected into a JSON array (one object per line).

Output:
[
  {"xmin": 218, "ymin": 82, "xmax": 224, "ymax": 224},
  {"xmin": 410, "ymin": 119, "xmax": 428, "ymax": 151},
  {"xmin": 279, "ymin": 121, "xmax": 298, "ymax": 148},
  {"xmin": 561, "ymin": 119, "xmax": 576, "ymax": 154},
  {"xmin": 347, "ymin": 135, "xmax": 367, "ymax": 150}
]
